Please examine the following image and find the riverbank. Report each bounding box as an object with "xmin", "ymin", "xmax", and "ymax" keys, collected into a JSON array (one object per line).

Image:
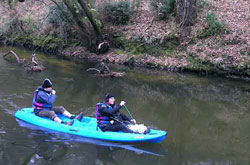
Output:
[{"xmin": 0, "ymin": 0, "xmax": 249, "ymax": 78}]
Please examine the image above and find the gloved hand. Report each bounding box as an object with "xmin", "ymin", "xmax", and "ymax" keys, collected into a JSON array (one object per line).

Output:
[
  {"xmin": 110, "ymin": 120, "xmax": 114, "ymax": 124},
  {"xmin": 130, "ymin": 119, "xmax": 136, "ymax": 124},
  {"xmin": 120, "ymin": 101, "xmax": 126, "ymax": 106},
  {"xmin": 52, "ymin": 90, "xmax": 56, "ymax": 95}
]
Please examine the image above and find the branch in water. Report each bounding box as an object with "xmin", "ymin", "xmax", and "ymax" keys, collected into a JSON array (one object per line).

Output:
[
  {"xmin": 86, "ymin": 68, "xmax": 101, "ymax": 74},
  {"xmin": 2, "ymin": 51, "xmax": 21, "ymax": 64},
  {"xmin": 23, "ymin": 53, "xmax": 39, "ymax": 67}
]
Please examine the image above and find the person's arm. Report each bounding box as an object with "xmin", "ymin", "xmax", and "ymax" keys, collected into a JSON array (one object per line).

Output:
[
  {"xmin": 37, "ymin": 91, "xmax": 56, "ymax": 104},
  {"xmin": 98, "ymin": 104, "xmax": 121, "ymax": 116}
]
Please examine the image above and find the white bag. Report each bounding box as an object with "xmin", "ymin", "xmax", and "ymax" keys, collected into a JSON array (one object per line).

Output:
[{"xmin": 127, "ymin": 124, "xmax": 148, "ymax": 134}]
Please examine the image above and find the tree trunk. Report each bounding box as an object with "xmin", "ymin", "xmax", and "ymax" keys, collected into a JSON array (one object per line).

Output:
[
  {"xmin": 176, "ymin": 0, "xmax": 197, "ymax": 43},
  {"xmin": 76, "ymin": 0, "xmax": 103, "ymax": 41},
  {"xmin": 176, "ymin": 0, "xmax": 197, "ymax": 27},
  {"xmin": 61, "ymin": 0, "xmax": 90, "ymax": 36},
  {"xmin": 50, "ymin": 0, "xmax": 73, "ymax": 24}
]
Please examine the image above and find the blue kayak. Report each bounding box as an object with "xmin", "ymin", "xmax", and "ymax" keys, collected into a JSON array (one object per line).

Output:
[{"xmin": 15, "ymin": 108, "xmax": 167, "ymax": 143}]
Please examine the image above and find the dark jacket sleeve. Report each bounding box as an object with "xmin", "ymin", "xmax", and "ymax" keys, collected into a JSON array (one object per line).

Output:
[
  {"xmin": 98, "ymin": 104, "xmax": 122, "ymax": 116},
  {"xmin": 37, "ymin": 91, "xmax": 56, "ymax": 105}
]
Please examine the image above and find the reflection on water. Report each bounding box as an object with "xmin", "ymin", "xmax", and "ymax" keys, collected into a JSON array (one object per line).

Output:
[
  {"xmin": 0, "ymin": 46, "xmax": 250, "ymax": 164},
  {"xmin": 17, "ymin": 119, "xmax": 165, "ymax": 156}
]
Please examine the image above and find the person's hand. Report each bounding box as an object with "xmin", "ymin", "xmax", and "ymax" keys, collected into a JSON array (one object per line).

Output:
[
  {"xmin": 120, "ymin": 101, "xmax": 126, "ymax": 106},
  {"xmin": 52, "ymin": 90, "xmax": 56, "ymax": 95},
  {"xmin": 130, "ymin": 119, "xmax": 136, "ymax": 124},
  {"xmin": 110, "ymin": 120, "xmax": 114, "ymax": 124}
]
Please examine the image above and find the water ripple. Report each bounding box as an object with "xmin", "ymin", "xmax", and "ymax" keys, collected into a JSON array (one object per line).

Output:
[
  {"xmin": 0, "ymin": 98, "xmax": 20, "ymax": 115},
  {"xmin": 0, "ymin": 130, "xmax": 6, "ymax": 134}
]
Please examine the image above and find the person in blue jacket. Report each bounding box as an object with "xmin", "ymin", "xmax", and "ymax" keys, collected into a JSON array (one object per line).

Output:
[
  {"xmin": 96, "ymin": 93, "xmax": 136, "ymax": 133},
  {"xmin": 33, "ymin": 78, "xmax": 83, "ymax": 125}
]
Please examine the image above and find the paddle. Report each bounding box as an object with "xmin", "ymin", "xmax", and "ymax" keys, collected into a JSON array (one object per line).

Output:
[
  {"xmin": 124, "ymin": 105, "xmax": 134, "ymax": 121},
  {"xmin": 122, "ymin": 105, "xmax": 151, "ymax": 134},
  {"xmin": 110, "ymin": 116, "xmax": 128, "ymax": 125}
]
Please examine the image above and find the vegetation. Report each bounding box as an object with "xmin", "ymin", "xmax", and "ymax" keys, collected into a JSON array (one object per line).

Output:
[
  {"xmin": 103, "ymin": 0, "xmax": 133, "ymax": 25},
  {"xmin": 198, "ymin": 12, "xmax": 227, "ymax": 38},
  {"xmin": 0, "ymin": 0, "xmax": 250, "ymax": 78},
  {"xmin": 150, "ymin": 0, "xmax": 176, "ymax": 20}
]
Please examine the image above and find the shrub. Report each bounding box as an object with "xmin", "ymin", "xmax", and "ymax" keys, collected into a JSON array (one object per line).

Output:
[
  {"xmin": 103, "ymin": 0, "xmax": 133, "ymax": 25},
  {"xmin": 198, "ymin": 12, "xmax": 227, "ymax": 38},
  {"xmin": 1, "ymin": 16, "xmax": 23, "ymax": 36},
  {"xmin": 206, "ymin": 12, "xmax": 226, "ymax": 34},
  {"xmin": 23, "ymin": 16, "xmax": 38, "ymax": 34},
  {"xmin": 150, "ymin": 0, "xmax": 176, "ymax": 20},
  {"xmin": 197, "ymin": 0, "xmax": 212, "ymax": 12}
]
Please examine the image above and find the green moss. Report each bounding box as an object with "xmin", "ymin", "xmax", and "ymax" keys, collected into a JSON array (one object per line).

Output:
[
  {"xmin": 117, "ymin": 35, "xmax": 178, "ymax": 57},
  {"xmin": 114, "ymin": 49, "xmax": 124, "ymax": 54},
  {"xmin": 184, "ymin": 51, "xmax": 250, "ymax": 77},
  {"xmin": 185, "ymin": 52, "xmax": 216, "ymax": 73},
  {"xmin": 6, "ymin": 33, "xmax": 65, "ymax": 52}
]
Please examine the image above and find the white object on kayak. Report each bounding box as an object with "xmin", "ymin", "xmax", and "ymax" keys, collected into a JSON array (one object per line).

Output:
[{"xmin": 128, "ymin": 124, "xmax": 148, "ymax": 134}]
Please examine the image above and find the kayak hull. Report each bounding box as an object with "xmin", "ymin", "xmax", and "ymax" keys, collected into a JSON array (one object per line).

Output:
[{"xmin": 15, "ymin": 108, "xmax": 167, "ymax": 143}]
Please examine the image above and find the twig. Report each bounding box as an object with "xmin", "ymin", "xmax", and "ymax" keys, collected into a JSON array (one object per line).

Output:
[{"xmin": 144, "ymin": 17, "xmax": 154, "ymax": 32}]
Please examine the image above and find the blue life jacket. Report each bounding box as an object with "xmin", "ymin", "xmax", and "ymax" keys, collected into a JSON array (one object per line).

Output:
[
  {"xmin": 32, "ymin": 88, "xmax": 53, "ymax": 112},
  {"xmin": 96, "ymin": 102, "xmax": 112, "ymax": 124}
]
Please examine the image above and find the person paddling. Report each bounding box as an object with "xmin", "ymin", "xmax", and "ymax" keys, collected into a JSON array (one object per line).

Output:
[
  {"xmin": 33, "ymin": 78, "xmax": 83, "ymax": 125},
  {"xmin": 96, "ymin": 93, "xmax": 136, "ymax": 133}
]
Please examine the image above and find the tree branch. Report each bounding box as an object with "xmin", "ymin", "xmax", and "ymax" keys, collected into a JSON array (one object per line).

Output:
[{"xmin": 2, "ymin": 50, "xmax": 21, "ymax": 63}]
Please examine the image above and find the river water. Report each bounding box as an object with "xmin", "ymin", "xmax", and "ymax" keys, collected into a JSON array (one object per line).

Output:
[{"xmin": 0, "ymin": 46, "xmax": 250, "ymax": 165}]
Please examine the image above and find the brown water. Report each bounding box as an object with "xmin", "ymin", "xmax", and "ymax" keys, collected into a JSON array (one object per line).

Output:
[{"xmin": 0, "ymin": 46, "xmax": 250, "ymax": 165}]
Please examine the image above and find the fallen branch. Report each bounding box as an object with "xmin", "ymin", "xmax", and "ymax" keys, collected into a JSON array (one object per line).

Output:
[
  {"xmin": 86, "ymin": 68, "xmax": 101, "ymax": 74},
  {"xmin": 24, "ymin": 53, "xmax": 45, "ymax": 72},
  {"xmin": 96, "ymin": 62, "xmax": 111, "ymax": 74},
  {"xmin": 23, "ymin": 53, "xmax": 39, "ymax": 67},
  {"xmin": 2, "ymin": 50, "xmax": 21, "ymax": 63},
  {"xmin": 100, "ymin": 72, "xmax": 125, "ymax": 78},
  {"xmin": 86, "ymin": 62, "xmax": 125, "ymax": 77}
]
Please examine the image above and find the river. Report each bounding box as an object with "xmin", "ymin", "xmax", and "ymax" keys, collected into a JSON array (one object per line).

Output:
[{"xmin": 0, "ymin": 46, "xmax": 250, "ymax": 165}]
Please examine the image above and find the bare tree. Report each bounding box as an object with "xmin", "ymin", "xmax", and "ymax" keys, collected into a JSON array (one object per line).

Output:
[
  {"xmin": 176, "ymin": 0, "xmax": 197, "ymax": 42},
  {"xmin": 14, "ymin": 0, "xmax": 109, "ymax": 53}
]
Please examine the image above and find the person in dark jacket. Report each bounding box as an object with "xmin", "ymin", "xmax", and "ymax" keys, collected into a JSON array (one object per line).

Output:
[
  {"xmin": 96, "ymin": 93, "xmax": 136, "ymax": 133},
  {"xmin": 33, "ymin": 78, "xmax": 83, "ymax": 125}
]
